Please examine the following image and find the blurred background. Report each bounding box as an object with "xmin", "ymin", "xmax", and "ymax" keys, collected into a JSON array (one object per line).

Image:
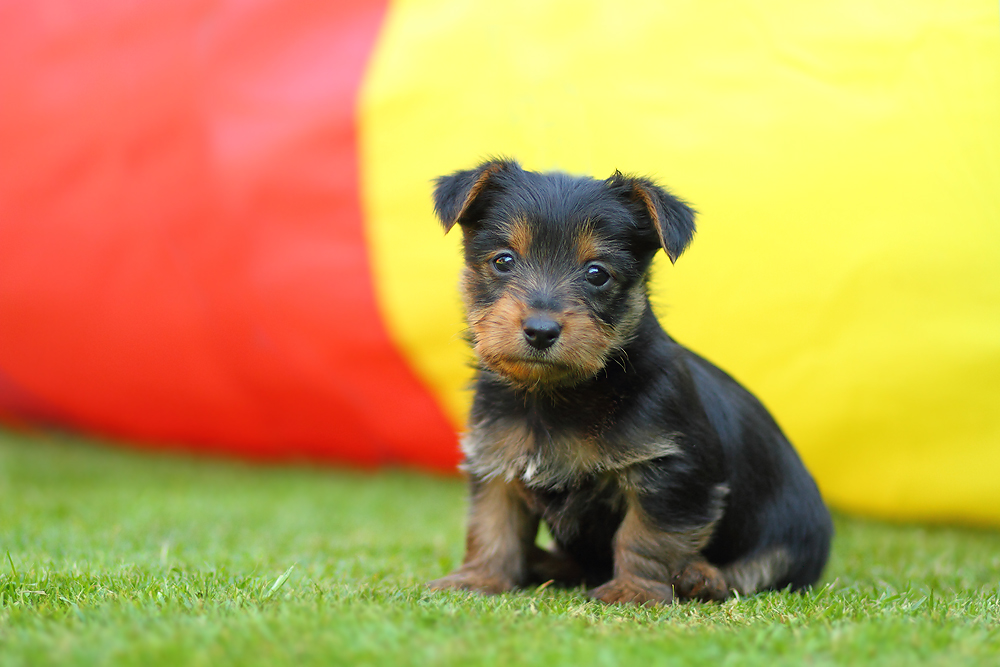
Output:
[{"xmin": 1, "ymin": 0, "xmax": 998, "ymax": 525}]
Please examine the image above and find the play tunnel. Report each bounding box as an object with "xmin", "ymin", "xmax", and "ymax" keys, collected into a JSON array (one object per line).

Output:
[{"xmin": 1, "ymin": 0, "xmax": 998, "ymax": 525}]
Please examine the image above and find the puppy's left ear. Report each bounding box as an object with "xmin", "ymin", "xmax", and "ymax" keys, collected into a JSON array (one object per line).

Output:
[{"xmin": 606, "ymin": 172, "xmax": 696, "ymax": 263}]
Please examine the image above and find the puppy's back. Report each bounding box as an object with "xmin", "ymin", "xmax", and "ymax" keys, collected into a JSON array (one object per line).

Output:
[{"xmin": 682, "ymin": 348, "xmax": 833, "ymax": 590}]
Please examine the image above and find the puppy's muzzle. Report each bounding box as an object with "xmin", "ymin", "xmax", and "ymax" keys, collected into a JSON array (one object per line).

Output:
[{"xmin": 522, "ymin": 315, "xmax": 562, "ymax": 350}]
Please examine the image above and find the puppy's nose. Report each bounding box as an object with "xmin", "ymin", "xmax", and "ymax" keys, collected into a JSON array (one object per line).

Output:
[{"xmin": 522, "ymin": 316, "xmax": 562, "ymax": 350}]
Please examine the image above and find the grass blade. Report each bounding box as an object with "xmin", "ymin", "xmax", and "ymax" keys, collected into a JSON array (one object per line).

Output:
[{"xmin": 263, "ymin": 565, "xmax": 295, "ymax": 601}]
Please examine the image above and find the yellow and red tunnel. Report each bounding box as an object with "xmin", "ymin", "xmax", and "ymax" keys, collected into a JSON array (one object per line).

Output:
[{"xmin": 1, "ymin": 1, "xmax": 999, "ymax": 525}]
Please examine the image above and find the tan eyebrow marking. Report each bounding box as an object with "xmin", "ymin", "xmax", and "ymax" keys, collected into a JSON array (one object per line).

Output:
[
  {"xmin": 575, "ymin": 222, "xmax": 602, "ymax": 264},
  {"xmin": 505, "ymin": 217, "xmax": 533, "ymax": 257}
]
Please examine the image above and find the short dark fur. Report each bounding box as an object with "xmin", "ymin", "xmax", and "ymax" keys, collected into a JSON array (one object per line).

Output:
[{"xmin": 428, "ymin": 158, "xmax": 832, "ymax": 605}]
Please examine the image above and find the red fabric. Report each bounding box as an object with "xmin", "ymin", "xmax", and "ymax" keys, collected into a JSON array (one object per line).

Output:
[{"xmin": 0, "ymin": 0, "xmax": 460, "ymax": 470}]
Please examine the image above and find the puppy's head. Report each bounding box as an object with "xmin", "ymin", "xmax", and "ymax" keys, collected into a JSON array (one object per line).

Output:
[{"xmin": 433, "ymin": 157, "xmax": 695, "ymax": 391}]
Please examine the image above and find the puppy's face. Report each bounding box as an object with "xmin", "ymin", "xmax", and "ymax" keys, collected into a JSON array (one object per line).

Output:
[
  {"xmin": 433, "ymin": 159, "xmax": 696, "ymax": 391},
  {"xmin": 459, "ymin": 209, "xmax": 647, "ymax": 389}
]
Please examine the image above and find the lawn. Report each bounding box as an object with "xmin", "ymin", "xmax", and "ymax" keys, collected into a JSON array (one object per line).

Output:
[{"xmin": 1, "ymin": 428, "xmax": 998, "ymax": 666}]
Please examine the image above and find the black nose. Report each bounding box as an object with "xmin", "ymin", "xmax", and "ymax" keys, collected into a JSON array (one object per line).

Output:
[{"xmin": 522, "ymin": 316, "xmax": 562, "ymax": 350}]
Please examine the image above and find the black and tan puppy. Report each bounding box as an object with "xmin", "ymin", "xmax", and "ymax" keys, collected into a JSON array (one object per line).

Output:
[{"xmin": 428, "ymin": 158, "xmax": 832, "ymax": 605}]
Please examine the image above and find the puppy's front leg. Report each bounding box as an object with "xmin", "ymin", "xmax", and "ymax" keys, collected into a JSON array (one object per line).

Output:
[
  {"xmin": 590, "ymin": 487, "xmax": 726, "ymax": 606},
  {"xmin": 428, "ymin": 475, "xmax": 538, "ymax": 595}
]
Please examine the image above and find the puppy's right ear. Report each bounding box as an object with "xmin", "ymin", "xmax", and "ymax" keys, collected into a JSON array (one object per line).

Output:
[{"xmin": 433, "ymin": 158, "xmax": 519, "ymax": 233}]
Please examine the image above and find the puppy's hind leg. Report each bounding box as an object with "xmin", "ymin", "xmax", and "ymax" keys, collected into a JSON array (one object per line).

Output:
[{"xmin": 719, "ymin": 548, "xmax": 793, "ymax": 596}]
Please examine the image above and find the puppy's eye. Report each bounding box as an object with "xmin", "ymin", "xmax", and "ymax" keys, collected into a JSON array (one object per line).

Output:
[
  {"xmin": 492, "ymin": 253, "xmax": 516, "ymax": 274},
  {"xmin": 585, "ymin": 264, "xmax": 611, "ymax": 287}
]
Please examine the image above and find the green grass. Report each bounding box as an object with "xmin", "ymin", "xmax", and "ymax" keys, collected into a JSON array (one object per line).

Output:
[{"xmin": 1, "ymin": 429, "xmax": 998, "ymax": 666}]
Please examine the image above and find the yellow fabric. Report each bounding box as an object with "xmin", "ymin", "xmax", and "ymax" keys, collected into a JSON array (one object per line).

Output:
[{"xmin": 359, "ymin": 0, "xmax": 1000, "ymax": 525}]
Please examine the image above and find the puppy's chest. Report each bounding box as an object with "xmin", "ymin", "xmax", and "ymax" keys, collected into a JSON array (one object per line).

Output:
[
  {"xmin": 462, "ymin": 420, "xmax": 605, "ymax": 490},
  {"xmin": 461, "ymin": 416, "xmax": 680, "ymax": 491}
]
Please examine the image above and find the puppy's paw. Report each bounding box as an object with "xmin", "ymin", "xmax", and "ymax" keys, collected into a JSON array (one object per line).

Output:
[
  {"xmin": 671, "ymin": 561, "xmax": 730, "ymax": 602},
  {"xmin": 588, "ymin": 576, "xmax": 675, "ymax": 606},
  {"xmin": 427, "ymin": 567, "xmax": 516, "ymax": 596}
]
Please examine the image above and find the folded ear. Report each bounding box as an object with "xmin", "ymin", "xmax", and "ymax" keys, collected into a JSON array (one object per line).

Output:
[
  {"xmin": 432, "ymin": 157, "xmax": 521, "ymax": 233},
  {"xmin": 606, "ymin": 171, "xmax": 697, "ymax": 263}
]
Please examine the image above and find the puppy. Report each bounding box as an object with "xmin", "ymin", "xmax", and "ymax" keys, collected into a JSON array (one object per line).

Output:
[{"xmin": 427, "ymin": 158, "xmax": 832, "ymax": 605}]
